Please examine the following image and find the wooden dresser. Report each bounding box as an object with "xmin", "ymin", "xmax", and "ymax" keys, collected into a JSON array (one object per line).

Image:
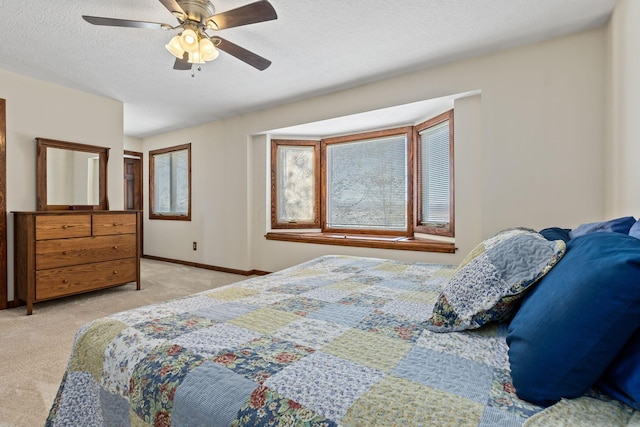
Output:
[{"xmin": 13, "ymin": 210, "xmax": 141, "ymax": 315}]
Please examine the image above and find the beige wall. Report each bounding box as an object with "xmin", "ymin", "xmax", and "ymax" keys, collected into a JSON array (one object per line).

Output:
[
  {"xmin": 606, "ymin": 0, "xmax": 640, "ymax": 217},
  {"xmin": 1, "ymin": 69, "xmax": 124, "ymax": 301},
  {"xmin": 124, "ymin": 136, "xmax": 143, "ymax": 153},
  {"xmin": 143, "ymin": 27, "xmax": 607, "ymax": 273}
]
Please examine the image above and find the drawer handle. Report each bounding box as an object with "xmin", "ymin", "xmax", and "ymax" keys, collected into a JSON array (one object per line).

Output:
[
  {"xmin": 112, "ymin": 246, "xmax": 118, "ymax": 249},
  {"xmin": 62, "ymin": 251, "xmax": 69, "ymax": 255},
  {"xmin": 113, "ymin": 223, "xmax": 123, "ymax": 227},
  {"xmin": 63, "ymin": 279, "xmax": 69, "ymax": 284},
  {"xmin": 62, "ymin": 225, "xmax": 69, "ymax": 229},
  {"xmin": 113, "ymin": 270, "xmax": 118, "ymax": 275}
]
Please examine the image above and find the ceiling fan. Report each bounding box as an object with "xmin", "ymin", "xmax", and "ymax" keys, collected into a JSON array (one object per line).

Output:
[{"xmin": 82, "ymin": 0, "xmax": 277, "ymax": 71}]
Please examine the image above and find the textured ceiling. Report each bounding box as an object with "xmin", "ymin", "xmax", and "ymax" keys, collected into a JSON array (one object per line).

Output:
[{"xmin": 0, "ymin": 0, "xmax": 616, "ymax": 138}]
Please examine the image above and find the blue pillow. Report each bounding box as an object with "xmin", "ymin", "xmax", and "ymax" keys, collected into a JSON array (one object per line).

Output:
[
  {"xmin": 506, "ymin": 232, "xmax": 640, "ymax": 407},
  {"xmin": 597, "ymin": 329, "xmax": 640, "ymax": 410},
  {"xmin": 569, "ymin": 216, "xmax": 636, "ymax": 239},
  {"xmin": 539, "ymin": 227, "xmax": 571, "ymax": 243},
  {"xmin": 629, "ymin": 219, "xmax": 640, "ymax": 239}
]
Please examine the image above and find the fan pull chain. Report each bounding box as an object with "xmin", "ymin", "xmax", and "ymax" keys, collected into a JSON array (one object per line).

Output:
[{"xmin": 191, "ymin": 66, "xmax": 203, "ymax": 77}]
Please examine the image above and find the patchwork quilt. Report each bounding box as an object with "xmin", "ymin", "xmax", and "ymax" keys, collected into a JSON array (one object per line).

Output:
[{"xmin": 46, "ymin": 255, "xmax": 634, "ymax": 426}]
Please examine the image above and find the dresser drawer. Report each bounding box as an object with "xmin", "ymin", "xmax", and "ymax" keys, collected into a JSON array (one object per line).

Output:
[
  {"xmin": 35, "ymin": 215, "xmax": 91, "ymax": 240},
  {"xmin": 36, "ymin": 234, "xmax": 137, "ymax": 270},
  {"xmin": 35, "ymin": 258, "xmax": 137, "ymax": 301},
  {"xmin": 93, "ymin": 213, "xmax": 137, "ymax": 236}
]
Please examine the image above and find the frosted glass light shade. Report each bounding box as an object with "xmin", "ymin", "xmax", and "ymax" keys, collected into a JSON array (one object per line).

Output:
[
  {"xmin": 179, "ymin": 28, "xmax": 199, "ymax": 53},
  {"xmin": 188, "ymin": 50, "xmax": 205, "ymax": 64},
  {"xmin": 165, "ymin": 35, "xmax": 185, "ymax": 59},
  {"xmin": 199, "ymin": 38, "xmax": 219, "ymax": 62}
]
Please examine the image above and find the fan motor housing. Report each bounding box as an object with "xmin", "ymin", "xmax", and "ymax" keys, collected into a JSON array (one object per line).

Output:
[{"xmin": 177, "ymin": 0, "xmax": 215, "ymax": 23}]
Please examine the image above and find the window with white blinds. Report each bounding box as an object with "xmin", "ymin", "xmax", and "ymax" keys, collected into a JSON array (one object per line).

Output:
[
  {"xmin": 150, "ymin": 144, "xmax": 191, "ymax": 220},
  {"xmin": 326, "ymin": 135, "xmax": 407, "ymax": 231},
  {"xmin": 416, "ymin": 111, "xmax": 453, "ymax": 236},
  {"xmin": 420, "ymin": 121, "xmax": 450, "ymax": 224}
]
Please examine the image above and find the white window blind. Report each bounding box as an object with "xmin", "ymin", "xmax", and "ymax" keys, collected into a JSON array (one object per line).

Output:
[
  {"xmin": 419, "ymin": 120, "xmax": 450, "ymax": 226},
  {"xmin": 326, "ymin": 135, "xmax": 407, "ymax": 230},
  {"xmin": 153, "ymin": 149, "xmax": 189, "ymax": 215}
]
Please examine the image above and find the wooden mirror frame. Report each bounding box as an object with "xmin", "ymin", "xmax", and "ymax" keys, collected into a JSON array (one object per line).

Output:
[{"xmin": 36, "ymin": 137, "xmax": 109, "ymax": 211}]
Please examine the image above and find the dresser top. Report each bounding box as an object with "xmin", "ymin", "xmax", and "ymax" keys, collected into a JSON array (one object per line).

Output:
[{"xmin": 12, "ymin": 210, "xmax": 141, "ymax": 215}]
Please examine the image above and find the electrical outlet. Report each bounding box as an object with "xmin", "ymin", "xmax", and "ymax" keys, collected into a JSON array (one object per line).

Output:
[{"xmin": 193, "ymin": 242, "xmax": 197, "ymax": 251}]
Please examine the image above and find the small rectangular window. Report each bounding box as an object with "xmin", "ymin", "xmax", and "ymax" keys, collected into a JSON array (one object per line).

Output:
[
  {"xmin": 149, "ymin": 143, "xmax": 191, "ymax": 221},
  {"xmin": 271, "ymin": 140, "xmax": 320, "ymax": 228},
  {"xmin": 415, "ymin": 110, "xmax": 454, "ymax": 236}
]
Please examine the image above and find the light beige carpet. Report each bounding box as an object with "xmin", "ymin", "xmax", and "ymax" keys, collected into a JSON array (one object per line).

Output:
[{"xmin": 0, "ymin": 258, "xmax": 249, "ymax": 427}]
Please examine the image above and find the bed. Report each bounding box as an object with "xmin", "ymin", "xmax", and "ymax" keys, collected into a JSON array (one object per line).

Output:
[{"xmin": 46, "ymin": 228, "xmax": 640, "ymax": 426}]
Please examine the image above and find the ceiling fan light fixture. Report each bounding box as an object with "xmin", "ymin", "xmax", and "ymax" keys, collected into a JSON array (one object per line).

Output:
[
  {"xmin": 188, "ymin": 50, "xmax": 205, "ymax": 64},
  {"xmin": 179, "ymin": 28, "xmax": 199, "ymax": 53},
  {"xmin": 82, "ymin": 0, "xmax": 277, "ymax": 71},
  {"xmin": 199, "ymin": 38, "xmax": 219, "ymax": 62},
  {"xmin": 165, "ymin": 35, "xmax": 185, "ymax": 59}
]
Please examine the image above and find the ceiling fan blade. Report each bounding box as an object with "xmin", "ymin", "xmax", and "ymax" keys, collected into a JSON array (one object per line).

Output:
[
  {"xmin": 207, "ymin": 0, "xmax": 277, "ymax": 30},
  {"xmin": 215, "ymin": 37, "xmax": 271, "ymax": 70},
  {"xmin": 173, "ymin": 53, "xmax": 192, "ymax": 70},
  {"xmin": 158, "ymin": 0, "xmax": 186, "ymax": 20},
  {"xmin": 82, "ymin": 15, "xmax": 170, "ymax": 30}
]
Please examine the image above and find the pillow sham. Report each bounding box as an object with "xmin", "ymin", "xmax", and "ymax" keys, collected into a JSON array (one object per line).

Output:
[
  {"xmin": 425, "ymin": 227, "xmax": 565, "ymax": 333},
  {"xmin": 597, "ymin": 329, "xmax": 640, "ymax": 410},
  {"xmin": 568, "ymin": 216, "xmax": 636, "ymax": 239},
  {"xmin": 507, "ymin": 232, "xmax": 640, "ymax": 407}
]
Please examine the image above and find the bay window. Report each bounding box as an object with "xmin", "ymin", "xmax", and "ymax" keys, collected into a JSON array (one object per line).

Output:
[{"xmin": 268, "ymin": 110, "xmax": 454, "ymax": 252}]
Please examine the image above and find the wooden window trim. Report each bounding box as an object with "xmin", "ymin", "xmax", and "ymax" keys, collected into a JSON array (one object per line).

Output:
[
  {"xmin": 265, "ymin": 231, "xmax": 455, "ymax": 253},
  {"xmin": 271, "ymin": 140, "xmax": 321, "ymax": 229},
  {"xmin": 414, "ymin": 110, "xmax": 455, "ymax": 237},
  {"xmin": 322, "ymin": 126, "xmax": 414, "ymax": 237},
  {"xmin": 149, "ymin": 143, "xmax": 191, "ymax": 221}
]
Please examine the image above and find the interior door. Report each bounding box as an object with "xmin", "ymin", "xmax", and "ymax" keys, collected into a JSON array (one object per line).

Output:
[{"xmin": 124, "ymin": 151, "xmax": 143, "ymax": 253}]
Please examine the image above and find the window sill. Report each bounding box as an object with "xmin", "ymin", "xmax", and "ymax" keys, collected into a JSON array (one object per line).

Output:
[
  {"xmin": 149, "ymin": 214, "xmax": 191, "ymax": 221},
  {"xmin": 265, "ymin": 232, "xmax": 456, "ymax": 253}
]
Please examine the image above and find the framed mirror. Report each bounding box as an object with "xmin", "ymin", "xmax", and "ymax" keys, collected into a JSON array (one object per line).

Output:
[{"xmin": 36, "ymin": 137, "xmax": 109, "ymax": 211}]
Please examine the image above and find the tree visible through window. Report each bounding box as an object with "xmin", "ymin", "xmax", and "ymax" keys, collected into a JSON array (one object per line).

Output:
[
  {"xmin": 149, "ymin": 143, "xmax": 191, "ymax": 221},
  {"xmin": 325, "ymin": 134, "xmax": 408, "ymax": 231},
  {"xmin": 272, "ymin": 141, "xmax": 320, "ymax": 228}
]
